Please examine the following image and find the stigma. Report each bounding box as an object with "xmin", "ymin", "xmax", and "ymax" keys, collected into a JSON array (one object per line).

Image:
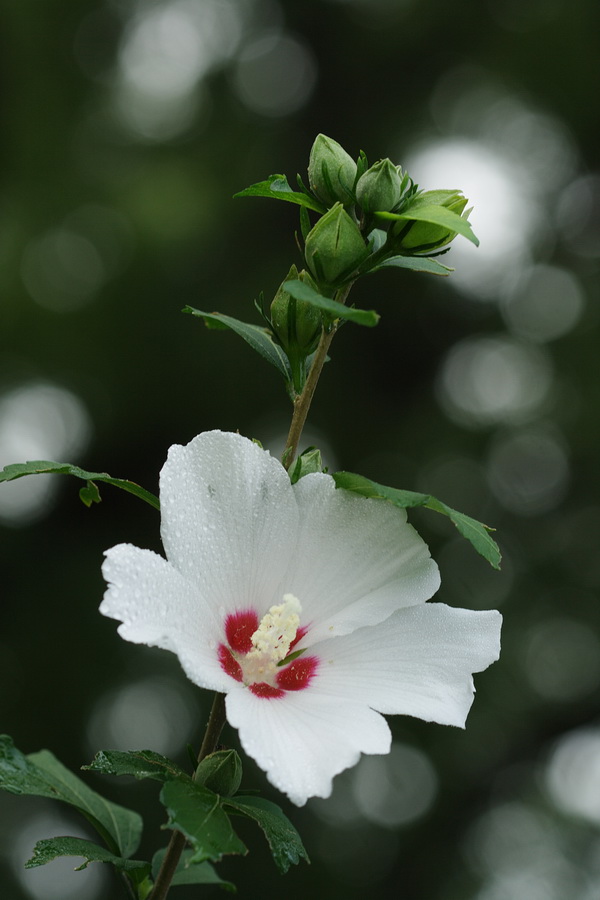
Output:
[{"xmin": 247, "ymin": 593, "xmax": 302, "ymax": 663}]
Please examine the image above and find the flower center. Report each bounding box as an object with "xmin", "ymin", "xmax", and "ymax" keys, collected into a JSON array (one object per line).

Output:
[
  {"xmin": 248, "ymin": 593, "xmax": 301, "ymax": 663},
  {"xmin": 218, "ymin": 594, "xmax": 318, "ymax": 699}
]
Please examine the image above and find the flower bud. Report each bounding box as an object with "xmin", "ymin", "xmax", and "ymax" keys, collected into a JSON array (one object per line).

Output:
[
  {"xmin": 395, "ymin": 190, "xmax": 469, "ymax": 251},
  {"xmin": 308, "ymin": 134, "xmax": 357, "ymax": 207},
  {"xmin": 195, "ymin": 749, "xmax": 242, "ymax": 797},
  {"xmin": 356, "ymin": 159, "xmax": 403, "ymax": 213},
  {"xmin": 304, "ymin": 203, "xmax": 366, "ymax": 285},
  {"xmin": 270, "ymin": 265, "xmax": 322, "ymax": 355}
]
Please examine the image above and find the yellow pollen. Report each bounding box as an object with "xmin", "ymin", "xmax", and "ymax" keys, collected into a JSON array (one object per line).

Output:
[{"xmin": 248, "ymin": 593, "xmax": 302, "ymax": 664}]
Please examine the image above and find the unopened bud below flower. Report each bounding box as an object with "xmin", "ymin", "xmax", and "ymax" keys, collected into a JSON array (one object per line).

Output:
[
  {"xmin": 270, "ymin": 265, "xmax": 322, "ymax": 355},
  {"xmin": 195, "ymin": 749, "xmax": 242, "ymax": 797},
  {"xmin": 395, "ymin": 190, "xmax": 469, "ymax": 251},
  {"xmin": 356, "ymin": 159, "xmax": 403, "ymax": 213},
  {"xmin": 304, "ymin": 203, "xmax": 366, "ymax": 285},
  {"xmin": 308, "ymin": 134, "xmax": 357, "ymax": 207}
]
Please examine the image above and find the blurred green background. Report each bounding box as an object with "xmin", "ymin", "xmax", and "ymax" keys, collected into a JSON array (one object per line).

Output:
[{"xmin": 2, "ymin": 0, "xmax": 600, "ymax": 897}]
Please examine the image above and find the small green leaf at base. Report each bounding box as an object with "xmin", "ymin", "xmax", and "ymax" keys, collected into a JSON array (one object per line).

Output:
[
  {"xmin": 83, "ymin": 749, "xmax": 190, "ymax": 783},
  {"xmin": 160, "ymin": 779, "xmax": 247, "ymax": 865},
  {"xmin": 224, "ymin": 796, "xmax": 309, "ymax": 874},
  {"xmin": 184, "ymin": 307, "xmax": 292, "ymax": 381},
  {"xmin": 26, "ymin": 836, "xmax": 151, "ymax": 881},
  {"xmin": 152, "ymin": 849, "xmax": 236, "ymax": 891},
  {"xmin": 0, "ymin": 462, "xmax": 159, "ymax": 510},
  {"xmin": 289, "ymin": 447, "xmax": 323, "ymax": 484},
  {"xmin": 332, "ymin": 472, "xmax": 501, "ymax": 569}
]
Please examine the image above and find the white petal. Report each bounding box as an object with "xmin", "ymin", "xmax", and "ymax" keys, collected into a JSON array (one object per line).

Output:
[
  {"xmin": 225, "ymin": 686, "xmax": 391, "ymax": 806},
  {"xmin": 159, "ymin": 431, "xmax": 298, "ymax": 615},
  {"xmin": 313, "ymin": 603, "xmax": 502, "ymax": 727},
  {"xmin": 101, "ymin": 544, "xmax": 230, "ymax": 692},
  {"xmin": 286, "ymin": 474, "xmax": 440, "ymax": 642}
]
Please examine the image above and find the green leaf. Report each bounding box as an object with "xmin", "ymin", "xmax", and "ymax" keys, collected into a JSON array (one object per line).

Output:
[
  {"xmin": 289, "ymin": 446, "xmax": 323, "ymax": 484},
  {"xmin": 152, "ymin": 849, "xmax": 236, "ymax": 891},
  {"xmin": 160, "ymin": 779, "xmax": 247, "ymax": 865},
  {"xmin": 83, "ymin": 749, "xmax": 190, "ymax": 784},
  {"xmin": 0, "ymin": 736, "xmax": 142, "ymax": 858},
  {"xmin": 224, "ymin": 796, "xmax": 309, "ymax": 874},
  {"xmin": 234, "ymin": 174, "xmax": 325, "ymax": 213},
  {"xmin": 377, "ymin": 205, "xmax": 479, "ymax": 246},
  {"xmin": 183, "ymin": 307, "xmax": 291, "ymax": 381},
  {"xmin": 26, "ymin": 836, "xmax": 151, "ymax": 880},
  {"xmin": 0, "ymin": 462, "xmax": 159, "ymax": 511},
  {"xmin": 376, "ymin": 255, "xmax": 454, "ymax": 276},
  {"xmin": 332, "ymin": 472, "xmax": 501, "ymax": 569},
  {"xmin": 284, "ymin": 280, "xmax": 379, "ymax": 327}
]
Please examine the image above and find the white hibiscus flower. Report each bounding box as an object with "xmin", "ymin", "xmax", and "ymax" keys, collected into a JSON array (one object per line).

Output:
[{"xmin": 100, "ymin": 430, "xmax": 501, "ymax": 806}]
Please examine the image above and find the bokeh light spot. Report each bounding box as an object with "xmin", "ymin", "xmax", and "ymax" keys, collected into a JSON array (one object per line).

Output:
[
  {"xmin": 0, "ymin": 383, "xmax": 92, "ymax": 526},
  {"xmin": 524, "ymin": 617, "xmax": 600, "ymax": 701},
  {"xmin": 486, "ymin": 425, "xmax": 569, "ymax": 515},
  {"xmin": 86, "ymin": 676, "xmax": 197, "ymax": 757},
  {"xmin": 352, "ymin": 742, "xmax": 438, "ymax": 827},
  {"xmin": 556, "ymin": 173, "xmax": 600, "ymax": 259},
  {"xmin": 436, "ymin": 335, "xmax": 553, "ymax": 428},
  {"xmin": 466, "ymin": 801, "xmax": 577, "ymax": 900},
  {"xmin": 232, "ymin": 30, "xmax": 317, "ymax": 117},
  {"xmin": 21, "ymin": 229, "xmax": 106, "ymax": 312},
  {"xmin": 115, "ymin": 0, "xmax": 244, "ymax": 140},
  {"xmin": 545, "ymin": 728, "xmax": 600, "ymax": 825},
  {"xmin": 502, "ymin": 264, "xmax": 585, "ymax": 342},
  {"xmin": 10, "ymin": 808, "xmax": 108, "ymax": 900},
  {"xmin": 406, "ymin": 138, "xmax": 535, "ymax": 299}
]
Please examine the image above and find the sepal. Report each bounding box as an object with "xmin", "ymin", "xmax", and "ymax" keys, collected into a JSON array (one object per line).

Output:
[{"xmin": 289, "ymin": 446, "xmax": 323, "ymax": 484}]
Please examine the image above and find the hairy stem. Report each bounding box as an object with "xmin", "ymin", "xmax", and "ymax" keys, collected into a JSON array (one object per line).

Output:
[
  {"xmin": 148, "ymin": 693, "xmax": 227, "ymax": 900},
  {"xmin": 282, "ymin": 283, "xmax": 353, "ymax": 470}
]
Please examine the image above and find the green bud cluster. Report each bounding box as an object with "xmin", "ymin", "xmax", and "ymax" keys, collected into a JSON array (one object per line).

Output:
[
  {"xmin": 230, "ymin": 134, "xmax": 478, "ymax": 400},
  {"xmin": 302, "ymin": 135, "xmax": 475, "ymax": 292}
]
